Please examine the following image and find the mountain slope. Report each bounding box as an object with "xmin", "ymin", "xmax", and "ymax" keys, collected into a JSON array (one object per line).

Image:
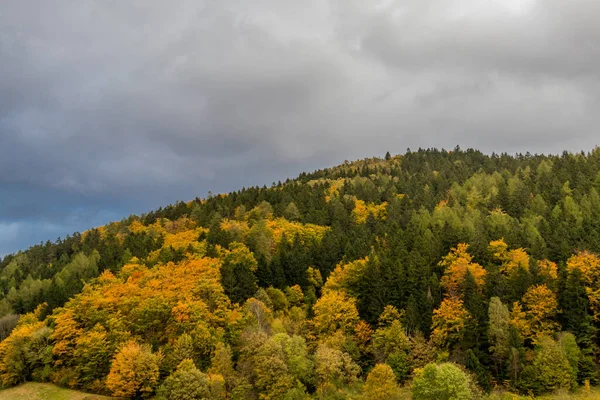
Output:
[{"xmin": 2, "ymin": 147, "xmax": 600, "ymax": 398}]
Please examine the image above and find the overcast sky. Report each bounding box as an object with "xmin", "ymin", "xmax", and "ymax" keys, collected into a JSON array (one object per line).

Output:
[{"xmin": 1, "ymin": 0, "xmax": 599, "ymax": 256}]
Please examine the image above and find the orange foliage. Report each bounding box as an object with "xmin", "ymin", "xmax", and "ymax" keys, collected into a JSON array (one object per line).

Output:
[
  {"xmin": 513, "ymin": 284, "xmax": 560, "ymax": 342},
  {"xmin": 62, "ymin": 258, "xmax": 236, "ymax": 351},
  {"xmin": 537, "ymin": 260, "xmax": 558, "ymax": 281},
  {"xmin": 439, "ymin": 244, "xmax": 486, "ymax": 293},
  {"xmin": 105, "ymin": 340, "xmax": 160, "ymax": 398}
]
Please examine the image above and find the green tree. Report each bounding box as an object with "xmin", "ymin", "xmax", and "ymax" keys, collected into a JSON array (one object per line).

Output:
[
  {"xmin": 156, "ymin": 359, "xmax": 210, "ymax": 400},
  {"xmin": 521, "ymin": 336, "xmax": 573, "ymax": 394},
  {"xmin": 411, "ymin": 363, "xmax": 474, "ymax": 400},
  {"xmin": 488, "ymin": 297, "xmax": 509, "ymax": 376}
]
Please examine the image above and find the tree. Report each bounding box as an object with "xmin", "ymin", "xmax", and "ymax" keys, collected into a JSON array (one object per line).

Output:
[
  {"xmin": 558, "ymin": 332, "xmax": 581, "ymax": 388},
  {"xmin": 105, "ymin": 341, "xmax": 160, "ymax": 398},
  {"xmin": 439, "ymin": 244, "xmax": 486, "ymax": 295},
  {"xmin": 566, "ymin": 251, "xmax": 600, "ymax": 321},
  {"xmin": 74, "ymin": 324, "xmax": 113, "ymax": 390},
  {"xmin": 251, "ymin": 338, "xmax": 295, "ymax": 400},
  {"xmin": 521, "ymin": 284, "xmax": 560, "ymax": 342},
  {"xmin": 283, "ymin": 202, "xmax": 301, "ymax": 221},
  {"xmin": 0, "ymin": 314, "xmax": 19, "ymax": 342},
  {"xmin": 314, "ymin": 344, "xmax": 360, "ymax": 397},
  {"xmin": 0, "ymin": 320, "xmax": 52, "ymax": 386},
  {"xmin": 166, "ymin": 333, "xmax": 196, "ymax": 372},
  {"xmin": 362, "ymin": 364, "xmax": 400, "ymax": 400},
  {"xmin": 220, "ymin": 243, "xmax": 258, "ymax": 304},
  {"xmin": 411, "ymin": 363, "xmax": 474, "ymax": 400},
  {"xmin": 312, "ymin": 290, "xmax": 359, "ymax": 338},
  {"xmin": 487, "ymin": 297, "xmax": 509, "ymax": 375},
  {"xmin": 431, "ymin": 298, "xmax": 470, "ymax": 348},
  {"xmin": 156, "ymin": 359, "xmax": 210, "ymax": 400},
  {"xmin": 273, "ymin": 333, "xmax": 314, "ymax": 389},
  {"xmin": 372, "ymin": 319, "xmax": 411, "ymax": 381},
  {"xmin": 521, "ymin": 336, "xmax": 573, "ymax": 394}
]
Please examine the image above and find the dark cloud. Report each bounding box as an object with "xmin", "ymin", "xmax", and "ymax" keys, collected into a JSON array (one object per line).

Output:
[{"xmin": 1, "ymin": 0, "xmax": 599, "ymax": 254}]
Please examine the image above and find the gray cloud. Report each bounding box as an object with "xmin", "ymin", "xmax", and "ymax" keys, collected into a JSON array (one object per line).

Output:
[{"xmin": 1, "ymin": 0, "xmax": 600, "ymax": 254}]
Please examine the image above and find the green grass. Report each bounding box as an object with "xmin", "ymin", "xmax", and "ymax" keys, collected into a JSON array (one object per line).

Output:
[
  {"xmin": 489, "ymin": 386, "xmax": 600, "ymax": 399},
  {"xmin": 0, "ymin": 383, "xmax": 114, "ymax": 400},
  {"xmin": 2, "ymin": 382, "xmax": 599, "ymax": 399}
]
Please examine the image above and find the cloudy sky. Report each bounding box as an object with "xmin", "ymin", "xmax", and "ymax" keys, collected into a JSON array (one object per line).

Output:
[{"xmin": 1, "ymin": 0, "xmax": 599, "ymax": 256}]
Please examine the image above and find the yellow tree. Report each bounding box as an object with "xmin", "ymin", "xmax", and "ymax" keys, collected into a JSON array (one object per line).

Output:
[
  {"xmin": 362, "ymin": 364, "xmax": 401, "ymax": 400},
  {"xmin": 312, "ymin": 290, "xmax": 359, "ymax": 338},
  {"xmin": 566, "ymin": 251, "xmax": 600, "ymax": 321},
  {"xmin": 431, "ymin": 297, "xmax": 470, "ymax": 348},
  {"xmin": 489, "ymin": 239, "xmax": 530, "ymax": 276},
  {"xmin": 439, "ymin": 244, "xmax": 486, "ymax": 294},
  {"xmin": 521, "ymin": 284, "xmax": 560, "ymax": 342},
  {"xmin": 106, "ymin": 340, "xmax": 161, "ymax": 398},
  {"xmin": 509, "ymin": 301, "xmax": 529, "ymax": 341}
]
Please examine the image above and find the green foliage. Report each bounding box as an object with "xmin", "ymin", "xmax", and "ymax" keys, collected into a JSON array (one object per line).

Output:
[
  {"xmin": 156, "ymin": 359, "xmax": 210, "ymax": 400},
  {"xmin": 411, "ymin": 363, "xmax": 475, "ymax": 400},
  {"xmin": 520, "ymin": 337, "xmax": 574, "ymax": 394}
]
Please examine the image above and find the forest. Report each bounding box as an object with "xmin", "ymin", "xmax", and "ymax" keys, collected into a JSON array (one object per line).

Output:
[{"xmin": 2, "ymin": 147, "xmax": 600, "ymax": 399}]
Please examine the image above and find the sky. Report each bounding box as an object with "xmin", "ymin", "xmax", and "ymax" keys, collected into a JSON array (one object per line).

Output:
[{"xmin": 1, "ymin": 0, "xmax": 600, "ymax": 256}]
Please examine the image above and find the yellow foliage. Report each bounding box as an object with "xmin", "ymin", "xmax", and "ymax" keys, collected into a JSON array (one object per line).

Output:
[
  {"xmin": 63, "ymin": 258, "xmax": 236, "ymax": 353},
  {"xmin": 488, "ymin": 239, "xmax": 509, "ymax": 259},
  {"xmin": 0, "ymin": 320, "xmax": 49, "ymax": 386},
  {"xmin": 431, "ymin": 297, "xmax": 470, "ymax": 348},
  {"xmin": 363, "ymin": 364, "xmax": 400, "ymax": 400},
  {"xmin": 509, "ymin": 301, "xmax": 530, "ymax": 340},
  {"xmin": 567, "ymin": 252, "xmax": 600, "ymax": 321},
  {"xmin": 324, "ymin": 178, "xmax": 346, "ymax": 202},
  {"xmin": 351, "ymin": 199, "xmax": 388, "ymax": 224},
  {"xmin": 163, "ymin": 228, "xmax": 206, "ymax": 252},
  {"xmin": 439, "ymin": 244, "xmax": 486, "ymax": 293},
  {"xmin": 537, "ymin": 260, "xmax": 558, "ymax": 281},
  {"xmin": 105, "ymin": 340, "xmax": 160, "ymax": 398},
  {"xmin": 323, "ymin": 257, "xmax": 369, "ymax": 293},
  {"xmin": 219, "ymin": 217, "xmax": 330, "ymax": 254},
  {"xmin": 489, "ymin": 239, "xmax": 530, "ymax": 275},
  {"xmin": 267, "ymin": 218, "xmax": 330, "ymax": 245},
  {"xmin": 518, "ymin": 284, "xmax": 560, "ymax": 342},
  {"xmin": 127, "ymin": 220, "xmax": 147, "ymax": 234},
  {"xmin": 312, "ymin": 291, "xmax": 360, "ymax": 338},
  {"xmin": 221, "ymin": 219, "xmax": 250, "ymax": 240},
  {"xmin": 51, "ymin": 309, "xmax": 83, "ymax": 367},
  {"xmin": 354, "ymin": 320, "xmax": 374, "ymax": 352},
  {"xmin": 566, "ymin": 251, "xmax": 600, "ymax": 283}
]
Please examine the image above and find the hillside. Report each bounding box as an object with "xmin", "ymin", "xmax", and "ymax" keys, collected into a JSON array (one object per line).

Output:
[{"xmin": 2, "ymin": 147, "xmax": 600, "ymax": 398}]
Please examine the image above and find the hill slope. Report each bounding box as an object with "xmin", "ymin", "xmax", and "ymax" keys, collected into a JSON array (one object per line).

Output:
[{"xmin": 1, "ymin": 147, "xmax": 600, "ymax": 398}]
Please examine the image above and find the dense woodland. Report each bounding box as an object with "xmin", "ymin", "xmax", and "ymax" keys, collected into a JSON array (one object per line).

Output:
[{"xmin": 2, "ymin": 147, "xmax": 600, "ymax": 398}]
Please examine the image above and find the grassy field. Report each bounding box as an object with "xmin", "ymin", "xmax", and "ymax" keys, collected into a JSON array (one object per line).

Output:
[
  {"xmin": 0, "ymin": 383, "xmax": 113, "ymax": 400},
  {"xmin": 1, "ymin": 382, "xmax": 599, "ymax": 399},
  {"xmin": 486, "ymin": 387, "xmax": 600, "ymax": 400}
]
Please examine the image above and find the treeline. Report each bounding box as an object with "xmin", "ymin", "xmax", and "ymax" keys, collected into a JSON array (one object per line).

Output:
[{"xmin": 1, "ymin": 147, "xmax": 600, "ymax": 398}]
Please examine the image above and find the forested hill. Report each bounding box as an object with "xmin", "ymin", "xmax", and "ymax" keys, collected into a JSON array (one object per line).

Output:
[{"xmin": 2, "ymin": 147, "xmax": 600, "ymax": 398}]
